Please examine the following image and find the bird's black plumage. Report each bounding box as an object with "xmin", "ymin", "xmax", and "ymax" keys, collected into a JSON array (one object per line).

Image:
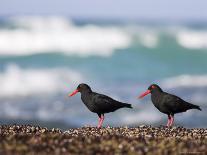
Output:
[
  {"xmin": 69, "ymin": 83, "xmax": 132, "ymax": 128},
  {"xmin": 139, "ymin": 84, "xmax": 201, "ymax": 127},
  {"xmin": 149, "ymin": 84, "xmax": 201, "ymax": 114}
]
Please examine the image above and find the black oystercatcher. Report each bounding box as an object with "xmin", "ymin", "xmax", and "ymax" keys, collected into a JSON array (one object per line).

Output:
[
  {"xmin": 69, "ymin": 83, "xmax": 132, "ymax": 128},
  {"xmin": 138, "ymin": 84, "xmax": 201, "ymax": 127}
]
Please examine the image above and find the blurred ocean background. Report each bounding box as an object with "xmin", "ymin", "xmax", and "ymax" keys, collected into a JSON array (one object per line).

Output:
[{"xmin": 0, "ymin": 16, "xmax": 207, "ymax": 129}]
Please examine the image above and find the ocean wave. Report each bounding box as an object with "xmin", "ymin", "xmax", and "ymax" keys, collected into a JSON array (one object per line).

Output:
[
  {"xmin": 0, "ymin": 64, "xmax": 83, "ymax": 97},
  {"xmin": 131, "ymin": 26, "xmax": 207, "ymax": 50},
  {"xmin": 138, "ymin": 32, "xmax": 158, "ymax": 48},
  {"xmin": 121, "ymin": 106, "xmax": 162, "ymax": 125},
  {"xmin": 161, "ymin": 74, "xmax": 207, "ymax": 88},
  {"xmin": 0, "ymin": 16, "xmax": 131, "ymax": 57},
  {"xmin": 126, "ymin": 26, "xmax": 159, "ymax": 48},
  {"xmin": 1, "ymin": 16, "xmax": 207, "ymax": 57},
  {"xmin": 176, "ymin": 30, "xmax": 207, "ymax": 49}
]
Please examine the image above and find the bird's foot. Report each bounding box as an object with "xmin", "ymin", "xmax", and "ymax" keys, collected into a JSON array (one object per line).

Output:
[
  {"xmin": 97, "ymin": 121, "xmax": 102, "ymax": 128},
  {"xmin": 166, "ymin": 125, "xmax": 171, "ymax": 128}
]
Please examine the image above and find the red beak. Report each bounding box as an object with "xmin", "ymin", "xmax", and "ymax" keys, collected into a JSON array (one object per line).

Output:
[
  {"xmin": 138, "ymin": 90, "xmax": 151, "ymax": 99},
  {"xmin": 68, "ymin": 89, "xmax": 79, "ymax": 97}
]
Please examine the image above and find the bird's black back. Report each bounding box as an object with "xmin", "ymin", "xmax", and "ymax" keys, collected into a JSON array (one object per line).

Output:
[
  {"xmin": 151, "ymin": 91, "xmax": 201, "ymax": 115},
  {"xmin": 81, "ymin": 91, "xmax": 132, "ymax": 115}
]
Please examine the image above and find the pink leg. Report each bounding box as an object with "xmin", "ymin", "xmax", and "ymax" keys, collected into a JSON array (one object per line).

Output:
[
  {"xmin": 169, "ymin": 115, "xmax": 174, "ymax": 126},
  {"xmin": 97, "ymin": 117, "xmax": 101, "ymax": 128},
  {"xmin": 166, "ymin": 115, "xmax": 171, "ymax": 127},
  {"xmin": 97, "ymin": 114, "xmax": 104, "ymax": 128},
  {"xmin": 100, "ymin": 115, "xmax": 104, "ymax": 127}
]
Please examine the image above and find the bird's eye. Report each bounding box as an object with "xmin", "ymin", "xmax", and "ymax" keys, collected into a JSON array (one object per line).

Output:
[{"xmin": 151, "ymin": 85, "xmax": 155, "ymax": 89}]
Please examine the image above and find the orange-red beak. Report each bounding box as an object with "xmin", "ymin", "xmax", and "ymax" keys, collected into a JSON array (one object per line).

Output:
[
  {"xmin": 68, "ymin": 89, "xmax": 79, "ymax": 97},
  {"xmin": 138, "ymin": 90, "xmax": 151, "ymax": 99}
]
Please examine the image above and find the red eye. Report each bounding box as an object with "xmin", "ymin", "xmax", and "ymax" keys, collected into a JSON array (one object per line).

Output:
[{"xmin": 151, "ymin": 85, "xmax": 155, "ymax": 89}]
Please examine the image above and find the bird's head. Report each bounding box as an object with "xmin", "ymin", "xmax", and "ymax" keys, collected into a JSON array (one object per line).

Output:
[
  {"xmin": 69, "ymin": 83, "xmax": 92, "ymax": 97},
  {"xmin": 138, "ymin": 84, "xmax": 162, "ymax": 99}
]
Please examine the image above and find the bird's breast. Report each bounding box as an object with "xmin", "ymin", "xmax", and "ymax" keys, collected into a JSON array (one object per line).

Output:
[
  {"xmin": 151, "ymin": 94, "xmax": 169, "ymax": 114},
  {"xmin": 81, "ymin": 94, "xmax": 98, "ymax": 112}
]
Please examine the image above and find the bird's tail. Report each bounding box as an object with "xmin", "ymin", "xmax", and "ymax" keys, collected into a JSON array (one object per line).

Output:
[
  {"xmin": 122, "ymin": 103, "xmax": 133, "ymax": 109},
  {"xmin": 192, "ymin": 105, "xmax": 202, "ymax": 111},
  {"xmin": 188, "ymin": 103, "xmax": 202, "ymax": 111}
]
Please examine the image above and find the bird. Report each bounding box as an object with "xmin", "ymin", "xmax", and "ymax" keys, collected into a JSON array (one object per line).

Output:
[
  {"xmin": 138, "ymin": 84, "xmax": 201, "ymax": 127},
  {"xmin": 69, "ymin": 83, "xmax": 132, "ymax": 128}
]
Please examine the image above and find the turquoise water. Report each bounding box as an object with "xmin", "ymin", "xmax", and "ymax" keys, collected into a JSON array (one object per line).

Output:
[{"xmin": 0, "ymin": 17, "xmax": 207, "ymax": 128}]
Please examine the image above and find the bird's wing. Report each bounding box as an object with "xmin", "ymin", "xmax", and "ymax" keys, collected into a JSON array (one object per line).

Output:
[
  {"xmin": 162, "ymin": 93, "xmax": 188, "ymax": 112},
  {"xmin": 91, "ymin": 93, "xmax": 121, "ymax": 111}
]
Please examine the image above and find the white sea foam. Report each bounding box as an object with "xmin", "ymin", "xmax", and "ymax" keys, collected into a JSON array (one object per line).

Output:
[
  {"xmin": 0, "ymin": 16, "xmax": 131, "ymax": 57},
  {"xmin": 176, "ymin": 30, "xmax": 207, "ymax": 49},
  {"xmin": 0, "ymin": 64, "xmax": 83, "ymax": 97},
  {"xmin": 122, "ymin": 109, "xmax": 162, "ymax": 125},
  {"xmin": 161, "ymin": 74, "xmax": 207, "ymax": 88},
  {"xmin": 137, "ymin": 30, "xmax": 159, "ymax": 48},
  {"xmin": 128, "ymin": 26, "xmax": 159, "ymax": 48}
]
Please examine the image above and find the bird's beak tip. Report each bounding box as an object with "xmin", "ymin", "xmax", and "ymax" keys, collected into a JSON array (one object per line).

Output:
[
  {"xmin": 138, "ymin": 90, "xmax": 151, "ymax": 99},
  {"xmin": 68, "ymin": 89, "xmax": 79, "ymax": 97}
]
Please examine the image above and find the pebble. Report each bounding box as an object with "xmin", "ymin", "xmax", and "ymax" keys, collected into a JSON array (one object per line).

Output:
[{"xmin": 0, "ymin": 124, "xmax": 206, "ymax": 154}]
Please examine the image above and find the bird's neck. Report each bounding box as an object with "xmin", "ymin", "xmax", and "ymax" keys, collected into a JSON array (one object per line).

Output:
[{"xmin": 80, "ymin": 90, "xmax": 93, "ymax": 105}]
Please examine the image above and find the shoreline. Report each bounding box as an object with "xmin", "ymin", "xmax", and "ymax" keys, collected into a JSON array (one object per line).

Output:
[{"xmin": 0, "ymin": 124, "xmax": 206, "ymax": 154}]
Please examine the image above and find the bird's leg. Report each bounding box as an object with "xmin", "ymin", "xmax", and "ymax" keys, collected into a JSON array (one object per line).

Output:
[
  {"xmin": 166, "ymin": 115, "xmax": 171, "ymax": 127},
  {"xmin": 97, "ymin": 117, "xmax": 101, "ymax": 128},
  {"xmin": 97, "ymin": 114, "xmax": 104, "ymax": 128},
  {"xmin": 100, "ymin": 114, "xmax": 104, "ymax": 127},
  {"xmin": 97, "ymin": 114, "xmax": 102, "ymax": 128},
  {"xmin": 169, "ymin": 115, "xmax": 174, "ymax": 126}
]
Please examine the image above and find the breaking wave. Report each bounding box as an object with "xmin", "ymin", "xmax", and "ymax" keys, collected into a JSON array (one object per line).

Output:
[
  {"xmin": 0, "ymin": 64, "xmax": 83, "ymax": 97},
  {"xmin": 0, "ymin": 16, "xmax": 131, "ymax": 57},
  {"xmin": 176, "ymin": 30, "xmax": 207, "ymax": 49},
  {"xmin": 161, "ymin": 74, "xmax": 207, "ymax": 88}
]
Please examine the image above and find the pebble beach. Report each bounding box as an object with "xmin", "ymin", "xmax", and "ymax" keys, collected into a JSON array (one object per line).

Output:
[{"xmin": 0, "ymin": 125, "xmax": 206, "ymax": 155}]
